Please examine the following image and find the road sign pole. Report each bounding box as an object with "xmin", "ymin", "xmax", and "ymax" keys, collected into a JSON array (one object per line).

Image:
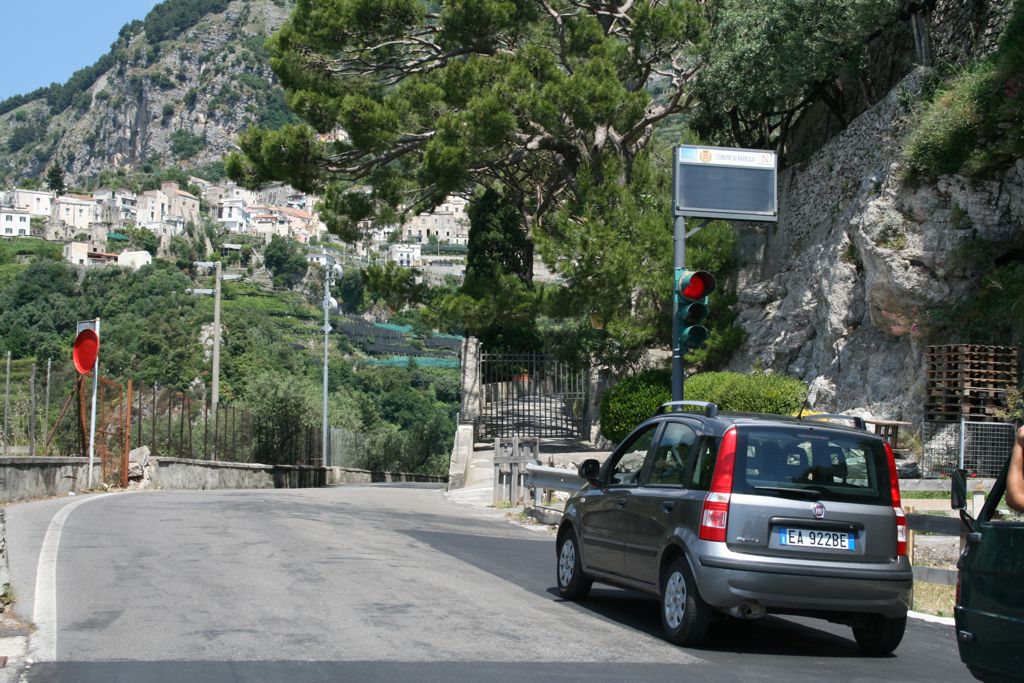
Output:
[
  {"xmin": 87, "ymin": 318, "xmax": 100, "ymax": 488},
  {"xmin": 672, "ymin": 215, "xmax": 686, "ymax": 402}
]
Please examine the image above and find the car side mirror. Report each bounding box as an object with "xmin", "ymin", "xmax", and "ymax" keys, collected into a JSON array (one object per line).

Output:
[
  {"xmin": 578, "ymin": 459, "xmax": 601, "ymax": 486},
  {"xmin": 951, "ymin": 468, "xmax": 968, "ymax": 511}
]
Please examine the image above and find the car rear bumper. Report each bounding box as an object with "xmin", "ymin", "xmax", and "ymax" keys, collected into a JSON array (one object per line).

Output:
[{"xmin": 696, "ymin": 554, "xmax": 912, "ymax": 618}]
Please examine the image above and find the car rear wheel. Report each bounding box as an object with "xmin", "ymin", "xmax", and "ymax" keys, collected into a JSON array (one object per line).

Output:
[
  {"xmin": 852, "ymin": 615, "xmax": 906, "ymax": 655},
  {"xmin": 660, "ymin": 557, "xmax": 711, "ymax": 646},
  {"xmin": 556, "ymin": 528, "xmax": 592, "ymax": 600}
]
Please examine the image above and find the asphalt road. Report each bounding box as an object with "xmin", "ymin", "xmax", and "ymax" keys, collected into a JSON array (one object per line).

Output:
[{"xmin": 4, "ymin": 484, "xmax": 971, "ymax": 682}]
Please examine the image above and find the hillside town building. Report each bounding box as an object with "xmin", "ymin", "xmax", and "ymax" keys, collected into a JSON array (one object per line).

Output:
[
  {"xmin": 1, "ymin": 180, "xmax": 471, "ymax": 273},
  {"xmin": 1, "ymin": 207, "xmax": 31, "ymax": 237}
]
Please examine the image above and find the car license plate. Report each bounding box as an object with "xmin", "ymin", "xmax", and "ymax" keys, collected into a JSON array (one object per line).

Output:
[{"xmin": 779, "ymin": 528, "xmax": 855, "ymax": 551}]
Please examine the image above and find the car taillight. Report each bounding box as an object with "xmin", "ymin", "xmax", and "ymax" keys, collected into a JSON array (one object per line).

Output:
[
  {"xmin": 700, "ymin": 427, "xmax": 737, "ymax": 542},
  {"xmin": 885, "ymin": 442, "xmax": 908, "ymax": 557}
]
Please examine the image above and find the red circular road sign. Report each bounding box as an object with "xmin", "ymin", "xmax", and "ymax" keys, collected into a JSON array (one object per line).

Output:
[{"xmin": 72, "ymin": 329, "xmax": 99, "ymax": 374}]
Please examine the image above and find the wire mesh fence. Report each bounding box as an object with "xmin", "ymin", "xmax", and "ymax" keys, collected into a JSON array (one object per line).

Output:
[
  {"xmin": 3, "ymin": 357, "xmax": 446, "ymax": 476},
  {"xmin": 1, "ymin": 356, "xmax": 323, "ymax": 468},
  {"xmin": 921, "ymin": 419, "xmax": 1017, "ymax": 477}
]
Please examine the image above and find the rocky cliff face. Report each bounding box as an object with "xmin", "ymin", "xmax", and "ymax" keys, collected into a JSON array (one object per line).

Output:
[
  {"xmin": 0, "ymin": 0, "xmax": 293, "ymax": 184},
  {"xmin": 728, "ymin": 65, "xmax": 1023, "ymax": 423}
]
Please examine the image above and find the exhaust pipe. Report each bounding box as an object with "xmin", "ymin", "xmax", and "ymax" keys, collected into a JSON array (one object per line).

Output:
[{"xmin": 728, "ymin": 601, "xmax": 766, "ymax": 619}]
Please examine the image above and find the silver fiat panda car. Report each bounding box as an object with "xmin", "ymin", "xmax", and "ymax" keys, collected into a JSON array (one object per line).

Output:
[{"xmin": 556, "ymin": 402, "xmax": 912, "ymax": 654}]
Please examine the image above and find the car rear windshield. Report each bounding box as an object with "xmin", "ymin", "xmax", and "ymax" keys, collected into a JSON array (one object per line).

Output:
[{"xmin": 732, "ymin": 426, "xmax": 892, "ymax": 505}]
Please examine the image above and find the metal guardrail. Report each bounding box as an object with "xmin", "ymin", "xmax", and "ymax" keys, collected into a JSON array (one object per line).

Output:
[{"xmin": 523, "ymin": 463, "xmax": 584, "ymax": 493}]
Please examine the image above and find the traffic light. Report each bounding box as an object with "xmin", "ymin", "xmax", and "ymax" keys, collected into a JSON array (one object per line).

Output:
[{"xmin": 676, "ymin": 269, "xmax": 716, "ymax": 351}]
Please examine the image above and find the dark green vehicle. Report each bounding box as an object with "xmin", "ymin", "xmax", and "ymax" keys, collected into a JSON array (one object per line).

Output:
[{"xmin": 951, "ymin": 462, "xmax": 1024, "ymax": 681}]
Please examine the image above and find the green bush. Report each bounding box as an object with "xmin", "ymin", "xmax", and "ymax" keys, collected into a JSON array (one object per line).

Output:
[
  {"xmin": 599, "ymin": 369, "xmax": 671, "ymax": 444},
  {"xmin": 684, "ymin": 372, "xmax": 807, "ymax": 414},
  {"xmin": 599, "ymin": 370, "xmax": 809, "ymax": 444}
]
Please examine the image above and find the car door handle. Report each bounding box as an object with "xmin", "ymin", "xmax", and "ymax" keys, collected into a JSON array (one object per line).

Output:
[
  {"xmin": 616, "ymin": 497, "xmax": 628, "ymax": 508},
  {"xmin": 662, "ymin": 501, "xmax": 675, "ymax": 513}
]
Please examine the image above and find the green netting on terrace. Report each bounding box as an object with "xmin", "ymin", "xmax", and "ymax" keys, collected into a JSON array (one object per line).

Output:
[
  {"xmin": 364, "ymin": 356, "xmax": 460, "ymax": 368},
  {"xmin": 374, "ymin": 323, "xmax": 413, "ymax": 334}
]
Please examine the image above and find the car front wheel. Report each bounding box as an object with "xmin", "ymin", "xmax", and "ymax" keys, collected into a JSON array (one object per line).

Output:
[
  {"xmin": 660, "ymin": 557, "xmax": 711, "ymax": 646},
  {"xmin": 852, "ymin": 615, "xmax": 906, "ymax": 655},
  {"xmin": 556, "ymin": 527, "xmax": 592, "ymax": 600}
]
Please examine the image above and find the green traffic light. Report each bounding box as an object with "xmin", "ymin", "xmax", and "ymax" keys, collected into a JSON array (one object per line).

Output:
[{"xmin": 680, "ymin": 324, "xmax": 710, "ymax": 349}]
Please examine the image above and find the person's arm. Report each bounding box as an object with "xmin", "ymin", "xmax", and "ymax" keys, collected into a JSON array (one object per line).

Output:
[{"xmin": 1006, "ymin": 426, "xmax": 1024, "ymax": 512}]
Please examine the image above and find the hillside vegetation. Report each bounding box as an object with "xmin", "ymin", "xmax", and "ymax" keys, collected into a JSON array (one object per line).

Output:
[{"xmin": 0, "ymin": 241, "xmax": 457, "ymax": 474}]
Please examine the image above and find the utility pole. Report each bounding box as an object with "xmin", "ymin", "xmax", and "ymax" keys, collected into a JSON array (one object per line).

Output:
[
  {"xmin": 45, "ymin": 358, "xmax": 51, "ymax": 451},
  {"xmin": 29, "ymin": 364, "xmax": 36, "ymax": 456},
  {"xmin": 3, "ymin": 351, "xmax": 10, "ymax": 457}
]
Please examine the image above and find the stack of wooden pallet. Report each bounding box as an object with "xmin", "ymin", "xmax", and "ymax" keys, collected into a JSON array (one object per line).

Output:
[{"xmin": 925, "ymin": 345, "xmax": 1019, "ymax": 423}]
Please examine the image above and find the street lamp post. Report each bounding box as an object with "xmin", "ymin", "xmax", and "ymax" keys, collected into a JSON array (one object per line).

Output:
[{"xmin": 321, "ymin": 258, "xmax": 337, "ymax": 468}]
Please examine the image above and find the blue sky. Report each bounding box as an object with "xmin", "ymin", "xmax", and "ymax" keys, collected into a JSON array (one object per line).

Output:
[{"xmin": 0, "ymin": 0, "xmax": 162, "ymax": 101}]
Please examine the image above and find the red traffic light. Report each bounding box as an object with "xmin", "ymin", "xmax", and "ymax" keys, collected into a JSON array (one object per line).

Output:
[{"xmin": 678, "ymin": 270, "xmax": 716, "ymax": 301}]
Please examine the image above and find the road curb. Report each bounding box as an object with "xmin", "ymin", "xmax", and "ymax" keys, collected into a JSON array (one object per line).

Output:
[
  {"xmin": 908, "ymin": 610, "xmax": 955, "ymax": 626},
  {"xmin": 0, "ymin": 510, "xmax": 29, "ymax": 682}
]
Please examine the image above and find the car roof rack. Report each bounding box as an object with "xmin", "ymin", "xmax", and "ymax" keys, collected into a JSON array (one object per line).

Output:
[
  {"xmin": 655, "ymin": 401, "xmax": 719, "ymax": 418},
  {"xmin": 799, "ymin": 413, "xmax": 867, "ymax": 430}
]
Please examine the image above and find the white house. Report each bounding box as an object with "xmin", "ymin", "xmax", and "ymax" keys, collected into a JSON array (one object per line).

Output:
[
  {"xmin": 251, "ymin": 209, "xmax": 288, "ymax": 243},
  {"xmin": 93, "ymin": 188, "xmax": 138, "ymax": 227},
  {"xmin": 217, "ymin": 198, "xmax": 249, "ymax": 233},
  {"xmin": 139, "ymin": 188, "xmax": 167, "ymax": 225},
  {"xmin": 161, "ymin": 182, "xmax": 201, "ymax": 226},
  {"xmin": 222, "ymin": 182, "xmax": 258, "ymax": 206},
  {"xmin": 388, "ymin": 242, "xmax": 422, "ymax": 268},
  {"xmin": 63, "ymin": 241, "xmax": 89, "ymax": 265},
  {"xmin": 117, "ymin": 250, "xmax": 153, "ymax": 270},
  {"xmin": 402, "ymin": 195, "xmax": 469, "ymax": 245},
  {"xmin": 0, "ymin": 208, "xmax": 32, "ymax": 237},
  {"xmin": 306, "ymin": 252, "xmax": 344, "ymax": 277},
  {"xmin": 12, "ymin": 189, "xmax": 54, "ymax": 218},
  {"xmin": 53, "ymin": 193, "xmax": 95, "ymax": 232}
]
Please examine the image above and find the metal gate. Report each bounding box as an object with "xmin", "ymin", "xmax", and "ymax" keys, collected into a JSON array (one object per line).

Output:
[{"xmin": 477, "ymin": 352, "xmax": 588, "ymax": 440}]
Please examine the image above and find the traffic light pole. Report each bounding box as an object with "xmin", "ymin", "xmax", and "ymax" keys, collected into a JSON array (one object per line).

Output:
[{"xmin": 672, "ymin": 216, "xmax": 686, "ymax": 402}]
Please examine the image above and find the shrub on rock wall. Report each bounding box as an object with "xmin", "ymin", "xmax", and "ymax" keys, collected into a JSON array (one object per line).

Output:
[{"xmin": 599, "ymin": 370, "xmax": 808, "ymax": 444}]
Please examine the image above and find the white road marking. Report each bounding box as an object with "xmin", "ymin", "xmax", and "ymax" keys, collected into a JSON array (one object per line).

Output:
[{"xmin": 29, "ymin": 493, "xmax": 119, "ymax": 662}]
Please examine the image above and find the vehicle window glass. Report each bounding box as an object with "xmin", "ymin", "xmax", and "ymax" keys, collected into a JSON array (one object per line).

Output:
[
  {"xmin": 645, "ymin": 422, "xmax": 698, "ymax": 487},
  {"xmin": 735, "ymin": 426, "xmax": 890, "ymax": 505},
  {"xmin": 690, "ymin": 437, "xmax": 718, "ymax": 491},
  {"xmin": 609, "ymin": 426, "xmax": 657, "ymax": 486}
]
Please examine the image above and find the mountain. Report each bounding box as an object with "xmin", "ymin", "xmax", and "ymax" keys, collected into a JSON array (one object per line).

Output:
[{"xmin": 0, "ymin": 0, "xmax": 295, "ymax": 186}]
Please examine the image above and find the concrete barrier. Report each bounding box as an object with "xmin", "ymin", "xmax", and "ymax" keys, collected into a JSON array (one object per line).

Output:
[
  {"xmin": 0, "ymin": 457, "xmax": 447, "ymax": 503},
  {"xmin": 152, "ymin": 457, "xmax": 277, "ymax": 490},
  {"xmin": 0, "ymin": 457, "xmax": 102, "ymax": 502}
]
